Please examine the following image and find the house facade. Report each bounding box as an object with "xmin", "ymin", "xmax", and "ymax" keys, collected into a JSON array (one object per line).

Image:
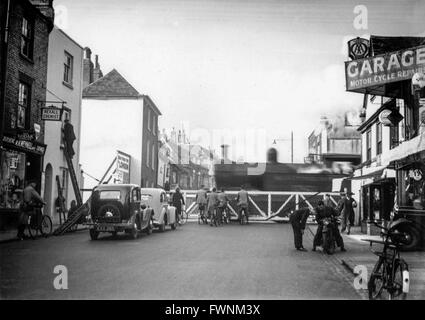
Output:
[
  {"xmin": 43, "ymin": 26, "xmax": 84, "ymax": 222},
  {"xmin": 80, "ymin": 69, "xmax": 161, "ymax": 196}
]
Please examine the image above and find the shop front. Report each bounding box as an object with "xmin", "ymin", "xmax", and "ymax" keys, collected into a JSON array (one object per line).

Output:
[
  {"xmin": 360, "ymin": 178, "xmax": 396, "ymax": 232},
  {"xmin": 0, "ymin": 133, "xmax": 46, "ymax": 230},
  {"xmin": 345, "ymin": 35, "xmax": 425, "ymax": 247}
]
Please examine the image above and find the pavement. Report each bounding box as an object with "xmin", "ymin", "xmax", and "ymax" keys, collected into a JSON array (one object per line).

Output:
[
  {"xmin": 305, "ymin": 224, "xmax": 425, "ymax": 300},
  {"xmin": 0, "ymin": 223, "xmax": 88, "ymax": 243}
]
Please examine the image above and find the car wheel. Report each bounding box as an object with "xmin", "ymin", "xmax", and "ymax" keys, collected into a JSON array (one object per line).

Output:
[
  {"xmin": 171, "ymin": 220, "xmax": 177, "ymax": 230},
  {"xmin": 159, "ymin": 219, "xmax": 166, "ymax": 232},
  {"xmin": 394, "ymin": 224, "xmax": 420, "ymax": 251},
  {"xmin": 89, "ymin": 229, "xmax": 99, "ymax": 240},
  {"xmin": 146, "ymin": 219, "xmax": 153, "ymax": 235},
  {"xmin": 130, "ymin": 225, "xmax": 138, "ymax": 240}
]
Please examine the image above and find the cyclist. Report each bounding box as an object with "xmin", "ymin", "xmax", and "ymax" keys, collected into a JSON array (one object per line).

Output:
[
  {"xmin": 17, "ymin": 180, "xmax": 45, "ymax": 240},
  {"xmin": 217, "ymin": 188, "xmax": 230, "ymax": 224},
  {"xmin": 236, "ymin": 185, "xmax": 249, "ymax": 224},
  {"xmin": 195, "ymin": 185, "xmax": 208, "ymax": 222},
  {"xmin": 207, "ymin": 187, "xmax": 219, "ymax": 226},
  {"xmin": 172, "ymin": 187, "xmax": 185, "ymax": 225}
]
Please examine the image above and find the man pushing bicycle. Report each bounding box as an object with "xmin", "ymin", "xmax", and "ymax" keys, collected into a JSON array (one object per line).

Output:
[{"xmin": 17, "ymin": 180, "xmax": 45, "ymax": 240}]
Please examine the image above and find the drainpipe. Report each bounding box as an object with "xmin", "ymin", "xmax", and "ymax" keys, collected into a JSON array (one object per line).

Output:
[{"xmin": 0, "ymin": 0, "xmax": 11, "ymax": 145}]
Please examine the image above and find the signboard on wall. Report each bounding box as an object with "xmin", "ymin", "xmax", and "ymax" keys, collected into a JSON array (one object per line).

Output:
[
  {"xmin": 116, "ymin": 151, "xmax": 131, "ymax": 184},
  {"xmin": 345, "ymin": 45, "xmax": 425, "ymax": 91},
  {"xmin": 41, "ymin": 106, "xmax": 62, "ymax": 121}
]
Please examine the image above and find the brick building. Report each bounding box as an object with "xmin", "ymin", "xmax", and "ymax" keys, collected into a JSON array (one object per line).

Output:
[{"xmin": 0, "ymin": 0, "xmax": 54, "ymax": 225}]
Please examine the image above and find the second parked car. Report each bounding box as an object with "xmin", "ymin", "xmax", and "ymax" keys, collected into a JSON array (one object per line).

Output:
[{"xmin": 140, "ymin": 188, "xmax": 177, "ymax": 231}]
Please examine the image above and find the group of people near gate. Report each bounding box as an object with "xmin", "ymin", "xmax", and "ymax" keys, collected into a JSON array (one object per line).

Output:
[
  {"xmin": 195, "ymin": 185, "xmax": 249, "ymax": 226},
  {"xmin": 169, "ymin": 185, "xmax": 249, "ymax": 226},
  {"xmin": 289, "ymin": 191, "xmax": 357, "ymax": 252}
]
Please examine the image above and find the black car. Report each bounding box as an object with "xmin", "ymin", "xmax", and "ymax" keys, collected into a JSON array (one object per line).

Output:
[
  {"xmin": 391, "ymin": 206, "xmax": 425, "ymax": 251},
  {"xmin": 87, "ymin": 184, "xmax": 153, "ymax": 240}
]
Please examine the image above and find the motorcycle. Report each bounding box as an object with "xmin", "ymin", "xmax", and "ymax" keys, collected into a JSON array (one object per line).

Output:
[{"xmin": 322, "ymin": 216, "xmax": 339, "ymax": 255}]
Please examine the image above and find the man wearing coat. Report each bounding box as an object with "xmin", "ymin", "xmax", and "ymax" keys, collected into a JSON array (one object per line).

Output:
[
  {"xmin": 289, "ymin": 206, "xmax": 312, "ymax": 251},
  {"xmin": 63, "ymin": 119, "xmax": 76, "ymax": 159},
  {"xmin": 340, "ymin": 192, "xmax": 357, "ymax": 235}
]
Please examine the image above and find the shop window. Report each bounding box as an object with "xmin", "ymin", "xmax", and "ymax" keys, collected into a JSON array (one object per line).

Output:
[
  {"xmin": 151, "ymin": 144, "xmax": 155, "ymax": 170},
  {"xmin": 376, "ymin": 123, "xmax": 382, "ymax": 155},
  {"xmin": 147, "ymin": 108, "xmax": 151, "ymax": 131},
  {"xmin": 399, "ymin": 164, "xmax": 425, "ymax": 209},
  {"xmin": 0, "ymin": 151, "xmax": 26, "ymax": 209},
  {"xmin": 366, "ymin": 130, "xmax": 371, "ymax": 161},
  {"xmin": 21, "ymin": 16, "xmax": 34, "ymax": 59},
  {"xmin": 146, "ymin": 140, "xmax": 150, "ymax": 167},
  {"xmin": 17, "ymin": 82, "xmax": 31, "ymax": 129},
  {"xmin": 390, "ymin": 124, "xmax": 399, "ymax": 149}
]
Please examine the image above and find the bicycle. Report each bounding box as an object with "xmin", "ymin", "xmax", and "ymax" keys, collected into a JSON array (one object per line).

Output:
[
  {"xmin": 209, "ymin": 208, "xmax": 218, "ymax": 227},
  {"xmin": 221, "ymin": 206, "xmax": 230, "ymax": 224},
  {"xmin": 239, "ymin": 206, "xmax": 248, "ymax": 225},
  {"xmin": 26, "ymin": 203, "xmax": 53, "ymax": 239},
  {"xmin": 362, "ymin": 220, "xmax": 410, "ymax": 300},
  {"xmin": 197, "ymin": 204, "xmax": 208, "ymax": 224},
  {"xmin": 178, "ymin": 207, "xmax": 188, "ymax": 225}
]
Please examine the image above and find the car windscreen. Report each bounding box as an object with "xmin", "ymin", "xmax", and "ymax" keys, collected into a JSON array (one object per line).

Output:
[{"xmin": 99, "ymin": 190, "xmax": 121, "ymax": 200}]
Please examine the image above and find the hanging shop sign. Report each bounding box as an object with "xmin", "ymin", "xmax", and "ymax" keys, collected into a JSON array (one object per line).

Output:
[
  {"xmin": 348, "ymin": 37, "xmax": 370, "ymax": 60},
  {"xmin": 41, "ymin": 106, "xmax": 63, "ymax": 121},
  {"xmin": 2, "ymin": 134, "xmax": 46, "ymax": 155},
  {"xmin": 378, "ymin": 109, "xmax": 393, "ymax": 126},
  {"xmin": 378, "ymin": 108, "xmax": 404, "ymax": 126},
  {"xmin": 345, "ymin": 45, "xmax": 425, "ymax": 91}
]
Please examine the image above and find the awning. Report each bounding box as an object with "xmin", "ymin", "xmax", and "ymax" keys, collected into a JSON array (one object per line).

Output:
[{"xmin": 341, "ymin": 166, "xmax": 395, "ymax": 182}]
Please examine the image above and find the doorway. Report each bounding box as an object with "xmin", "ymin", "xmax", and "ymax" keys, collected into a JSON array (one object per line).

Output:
[{"xmin": 44, "ymin": 164, "xmax": 53, "ymax": 218}]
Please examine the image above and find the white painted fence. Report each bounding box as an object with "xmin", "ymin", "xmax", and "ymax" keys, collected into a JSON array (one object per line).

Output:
[{"xmin": 180, "ymin": 190, "xmax": 342, "ymax": 222}]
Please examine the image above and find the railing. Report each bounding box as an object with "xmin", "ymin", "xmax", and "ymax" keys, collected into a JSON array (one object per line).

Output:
[{"xmin": 180, "ymin": 190, "xmax": 342, "ymax": 222}]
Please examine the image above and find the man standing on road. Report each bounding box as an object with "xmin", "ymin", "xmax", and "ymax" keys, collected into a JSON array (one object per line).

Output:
[
  {"xmin": 340, "ymin": 192, "xmax": 357, "ymax": 235},
  {"xmin": 217, "ymin": 188, "xmax": 230, "ymax": 224},
  {"xmin": 207, "ymin": 187, "xmax": 219, "ymax": 226},
  {"xmin": 236, "ymin": 185, "xmax": 249, "ymax": 224},
  {"xmin": 172, "ymin": 187, "xmax": 185, "ymax": 225},
  {"xmin": 195, "ymin": 185, "xmax": 207, "ymax": 220},
  {"xmin": 289, "ymin": 206, "xmax": 311, "ymax": 251},
  {"xmin": 312, "ymin": 200, "xmax": 345, "ymax": 252}
]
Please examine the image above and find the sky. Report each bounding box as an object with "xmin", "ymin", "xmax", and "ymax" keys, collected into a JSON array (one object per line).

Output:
[{"xmin": 54, "ymin": 0, "xmax": 425, "ymax": 163}]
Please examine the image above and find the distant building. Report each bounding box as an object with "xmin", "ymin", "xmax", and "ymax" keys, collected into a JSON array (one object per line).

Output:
[
  {"xmin": 161, "ymin": 128, "xmax": 214, "ymax": 190},
  {"xmin": 80, "ymin": 69, "xmax": 161, "ymax": 195},
  {"xmin": 43, "ymin": 26, "xmax": 84, "ymax": 222},
  {"xmin": 306, "ymin": 111, "xmax": 362, "ymax": 173}
]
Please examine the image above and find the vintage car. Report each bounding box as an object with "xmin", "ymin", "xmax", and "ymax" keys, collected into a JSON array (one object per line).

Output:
[
  {"xmin": 140, "ymin": 188, "xmax": 177, "ymax": 231},
  {"xmin": 391, "ymin": 206, "xmax": 425, "ymax": 251},
  {"xmin": 87, "ymin": 184, "xmax": 153, "ymax": 240}
]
